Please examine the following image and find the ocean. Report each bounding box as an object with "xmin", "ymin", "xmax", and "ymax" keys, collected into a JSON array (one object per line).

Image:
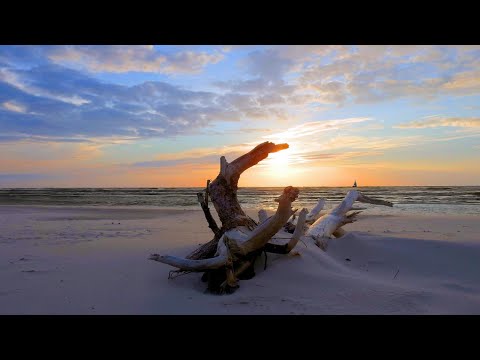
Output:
[{"xmin": 0, "ymin": 186, "xmax": 479, "ymax": 215}]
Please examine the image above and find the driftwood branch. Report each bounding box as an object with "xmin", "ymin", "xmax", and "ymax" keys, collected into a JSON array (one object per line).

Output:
[
  {"xmin": 186, "ymin": 180, "xmax": 222, "ymax": 261},
  {"xmin": 150, "ymin": 142, "xmax": 295, "ymax": 293},
  {"xmin": 209, "ymin": 141, "xmax": 288, "ymax": 231},
  {"xmin": 149, "ymin": 142, "xmax": 395, "ymax": 295},
  {"xmin": 149, "ymin": 240, "xmax": 227, "ymax": 271},
  {"xmin": 306, "ymin": 190, "xmax": 393, "ymax": 250},
  {"xmin": 197, "ymin": 192, "xmax": 220, "ymax": 236}
]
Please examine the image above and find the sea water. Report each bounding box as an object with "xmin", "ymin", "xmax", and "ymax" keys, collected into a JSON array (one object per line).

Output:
[{"xmin": 0, "ymin": 187, "xmax": 479, "ymax": 215}]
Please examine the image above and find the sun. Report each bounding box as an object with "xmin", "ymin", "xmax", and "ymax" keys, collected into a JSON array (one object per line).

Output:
[{"xmin": 266, "ymin": 150, "xmax": 291, "ymax": 177}]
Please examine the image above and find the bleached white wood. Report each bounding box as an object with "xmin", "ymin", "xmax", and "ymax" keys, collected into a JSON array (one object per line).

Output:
[
  {"xmin": 306, "ymin": 190, "xmax": 392, "ymax": 250},
  {"xmin": 234, "ymin": 187, "xmax": 299, "ymax": 255},
  {"xmin": 286, "ymin": 208, "xmax": 308, "ymax": 252},
  {"xmin": 258, "ymin": 209, "xmax": 269, "ymax": 224},
  {"xmin": 149, "ymin": 235, "xmax": 229, "ymax": 270},
  {"xmin": 306, "ymin": 198, "xmax": 326, "ymax": 222}
]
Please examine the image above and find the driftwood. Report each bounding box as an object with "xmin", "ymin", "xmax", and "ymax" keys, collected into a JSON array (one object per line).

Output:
[
  {"xmin": 305, "ymin": 190, "xmax": 392, "ymax": 250},
  {"xmin": 149, "ymin": 142, "xmax": 393, "ymax": 294}
]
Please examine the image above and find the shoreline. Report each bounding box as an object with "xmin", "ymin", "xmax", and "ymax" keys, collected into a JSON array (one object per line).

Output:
[{"xmin": 0, "ymin": 203, "xmax": 479, "ymax": 218}]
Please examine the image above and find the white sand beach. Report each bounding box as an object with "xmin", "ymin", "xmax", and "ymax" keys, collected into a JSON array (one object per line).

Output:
[{"xmin": 1, "ymin": 205, "xmax": 480, "ymax": 314}]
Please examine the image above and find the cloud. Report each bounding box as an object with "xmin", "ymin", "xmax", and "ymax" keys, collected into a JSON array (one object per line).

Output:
[
  {"xmin": 1, "ymin": 63, "xmax": 296, "ymax": 142},
  {"xmin": 396, "ymin": 116, "xmax": 480, "ymax": 129},
  {"xmin": 4, "ymin": 45, "xmax": 480, "ymax": 111},
  {"xmin": 300, "ymin": 136, "xmax": 419, "ymax": 165},
  {"xmin": 254, "ymin": 118, "xmax": 424, "ymax": 168},
  {"xmin": 0, "ymin": 67, "xmax": 90, "ymax": 105},
  {"xmin": 442, "ymin": 70, "xmax": 480, "ymax": 93},
  {"xmin": 131, "ymin": 144, "xmax": 251, "ymax": 168},
  {"xmin": 133, "ymin": 155, "xmax": 221, "ymax": 168},
  {"xmin": 298, "ymin": 45, "xmax": 480, "ymax": 104},
  {"xmin": 294, "ymin": 150, "xmax": 383, "ymax": 164},
  {"xmin": 243, "ymin": 48, "xmax": 296, "ymax": 80},
  {"xmin": 308, "ymin": 81, "xmax": 347, "ymax": 104},
  {"xmin": 201, "ymin": 127, "xmax": 273, "ymax": 136},
  {"xmin": 427, "ymin": 131, "xmax": 480, "ymax": 142},
  {"xmin": 210, "ymin": 46, "xmax": 480, "ymax": 115},
  {"xmin": 42, "ymin": 45, "xmax": 225, "ymax": 74},
  {"xmin": 1, "ymin": 45, "xmax": 479, "ymax": 148},
  {"xmin": 212, "ymin": 77, "xmax": 310, "ymax": 119},
  {"xmin": 264, "ymin": 117, "xmax": 372, "ymax": 141},
  {"xmin": 128, "ymin": 140, "xmax": 384, "ymax": 172},
  {"xmin": 0, "ymin": 46, "xmax": 51, "ymax": 68},
  {"xmin": 318, "ymin": 135, "xmax": 423, "ymax": 152},
  {"xmin": 2, "ymin": 100, "xmax": 27, "ymax": 113},
  {"xmin": 0, "ymin": 134, "xmax": 93, "ymax": 143}
]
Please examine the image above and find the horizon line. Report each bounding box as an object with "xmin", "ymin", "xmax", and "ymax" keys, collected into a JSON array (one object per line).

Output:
[{"xmin": 1, "ymin": 185, "xmax": 479, "ymax": 189}]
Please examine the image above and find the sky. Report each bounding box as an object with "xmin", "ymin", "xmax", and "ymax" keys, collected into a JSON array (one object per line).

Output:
[{"xmin": 0, "ymin": 45, "xmax": 479, "ymax": 187}]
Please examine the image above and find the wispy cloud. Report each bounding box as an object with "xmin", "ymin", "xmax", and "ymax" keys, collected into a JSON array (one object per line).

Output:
[
  {"xmin": 319, "ymin": 135, "xmax": 423, "ymax": 151},
  {"xmin": 0, "ymin": 67, "xmax": 90, "ymax": 106},
  {"xmin": 287, "ymin": 150, "xmax": 383, "ymax": 164},
  {"xmin": 264, "ymin": 117, "xmax": 372, "ymax": 141},
  {"xmin": 396, "ymin": 116, "xmax": 480, "ymax": 129},
  {"xmin": 253, "ymin": 118, "xmax": 426, "ymax": 168},
  {"xmin": 442, "ymin": 70, "xmax": 480, "ymax": 93},
  {"xmin": 131, "ymin": 143, "xmax": 251, "ymax": 168},
  {"xmin": 199, "ymin": 127, "xmax": 273, "ymax": 136},
  {"xmin": 2, "ymin": 100, "xmax": 27, "ymax": 113},
  {"xmin": 426, "ymin": 131, "xmax": 480, "ymax": 142},
  {"xmin": 37, "ymin": 45, "xmax": 225, "ymax": 75}
]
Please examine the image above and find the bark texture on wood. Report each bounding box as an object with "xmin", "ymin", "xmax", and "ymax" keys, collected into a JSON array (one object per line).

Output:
[
  {"xmin": 226, "ymin": 186, "xmax": 299, "ymax": 256},
  {"xmin": 150, "ymin": 141, "xmax": 293, "ymax": 294},
  {"xmin": 197, "ymin": 192, "xmax": 220, "ymax": 236},
  {"xmin": 186, "ymin": 183, "xmax": 224, "ymax": 260},
  {"xmin": 149, "ymin": 142, "xmax": 395, "ymax": 295},
  {"xmin": 209, "ymin": 141, "xmax": 288, "ymax": 231},
  {"xmin": 186, "ymin": 234, "xmax": 223, "ymax": 260},
  {"xmin": 187, "ymin": 142, "xmax": 289, "ymax": 261}
]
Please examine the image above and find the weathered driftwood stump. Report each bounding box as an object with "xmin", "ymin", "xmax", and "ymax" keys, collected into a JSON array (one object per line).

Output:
[{"xmin": 149, "ymin": 141, "xmax": 393, "ymax": 294}]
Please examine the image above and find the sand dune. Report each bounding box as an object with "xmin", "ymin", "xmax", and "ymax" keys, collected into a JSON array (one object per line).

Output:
[{"xmin": 1, "ymin": 205, "xmax": 479, "ymax": 314}]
